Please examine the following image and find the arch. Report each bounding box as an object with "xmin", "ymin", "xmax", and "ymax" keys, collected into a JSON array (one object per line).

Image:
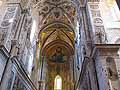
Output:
[
  {"xmin": 42, "ymin": 39, "xmax": 74, "ymax": 56},
  {"xmin": 54, "ymin": 75, "xmax": 62, "ymax": 90},
  {"xmin": 38, "ymin": 21, "xmax": 75, "ymax": 38},
  {"xmin": 41, "ymin": 29, "xmax": 74, "ymax": 49}
]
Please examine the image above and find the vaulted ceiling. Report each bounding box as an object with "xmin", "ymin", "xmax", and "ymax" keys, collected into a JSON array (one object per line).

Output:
[
  {"xmin": 30, "ymin": 0, "xmax": 101, "ymax": 58},
  {"xmin": 32, "ymin": 0, "xmax": 79, "ymax": 57}
]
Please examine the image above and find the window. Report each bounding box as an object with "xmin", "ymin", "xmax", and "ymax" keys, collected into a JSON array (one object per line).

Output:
[{"xmin": 54, "ymin": 75, "xmax": 62, "ymax": 90}]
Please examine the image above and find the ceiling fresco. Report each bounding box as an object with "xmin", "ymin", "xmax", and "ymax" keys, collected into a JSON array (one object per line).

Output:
[
  {"xmin": 31, "ymin": 0, "xmax": 78, "ymax": 59},
  {"xmin": 34, "ymin": 0, "xmax": 77, "ymax": 28}
]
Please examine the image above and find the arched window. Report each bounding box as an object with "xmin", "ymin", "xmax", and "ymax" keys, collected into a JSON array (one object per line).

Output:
[{"xmin": 54, "ymin": 75, "xmax": 62, "ymax": 90}]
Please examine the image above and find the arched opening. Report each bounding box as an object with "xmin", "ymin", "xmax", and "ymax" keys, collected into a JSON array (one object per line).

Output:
[
  {"xmin": 33, "ymin": 0, "xmax": 77, "ymax": 90},
  {"xmin": 54, "ymin": 75, "xmax": 62, "ymax": 90}
]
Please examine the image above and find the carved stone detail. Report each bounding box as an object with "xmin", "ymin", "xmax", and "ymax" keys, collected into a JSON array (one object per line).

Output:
[
  {"xmin": 0, "ymin": 4, "xmax": 21, "ymax": 52},
  {"xmin": 4, "ymin": 7, "xmax": 16, "ymax": 20},
  {"xmin": 88, "ymin": 2, "xmax": 107, "ymax": 44}
]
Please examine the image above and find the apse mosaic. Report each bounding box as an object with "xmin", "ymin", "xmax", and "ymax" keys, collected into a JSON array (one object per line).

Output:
[{"xmin": 49, "ymin": 47, "xmax": 66, "ymax": 63}]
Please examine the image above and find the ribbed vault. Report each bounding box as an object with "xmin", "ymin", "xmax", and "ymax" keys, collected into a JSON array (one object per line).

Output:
[
  {"xmin": 32, "ymin": 0, "xmax": 79, "ymax": 90},
  {"xmin": 35, "ymin": 0, "xmax": 78, "ymax": 57}
]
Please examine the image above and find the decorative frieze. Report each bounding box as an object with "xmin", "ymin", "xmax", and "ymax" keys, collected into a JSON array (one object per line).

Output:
[
  {"xmin": 88, "ymin": 2, "xmax": 107, "ymax": 44},
  {"xmin": 0, "ymin": 4, "xmax": 21, "ymax": 52},
  {"xmin": 3, "ymin": 7, "xmax": 16, "ymax": 20}
]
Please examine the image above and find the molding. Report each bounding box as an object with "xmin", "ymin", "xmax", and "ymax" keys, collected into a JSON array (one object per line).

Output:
[
  {"xmin": 11, "ymin": 57, "xmax": 37, "ymax": 90},
  {"xmin": 90, "ymin": 44, "xmax": 120, "ymax": 58},
  {"xmin": 6, "ymin": 3, "xmax": 23, "ymax": 11},
  {"xmin": 0, "ymin": 45, "xmax": 10, "ymax": 86},
  {"xmin": 95, "ymin": 44, "xmax": 120, "ymax": 49},
  {"xmin": 0, "ymin": 45, "xmax": 10, "ymax": 58},
  {"xmin": 75, "ymin": 56, "xmax": 91, "ymax": 89}
]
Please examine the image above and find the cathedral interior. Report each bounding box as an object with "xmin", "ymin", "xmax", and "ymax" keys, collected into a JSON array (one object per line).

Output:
[{"xmin": 0, "ymin": 0, "xmax": 120, "ymax": 90}]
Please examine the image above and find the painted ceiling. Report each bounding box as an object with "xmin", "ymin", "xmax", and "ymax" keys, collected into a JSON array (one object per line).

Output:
[
  {"xmin": 32, "ymin": 0, "xmax": 79, "ymax": 62},
  {"xmin": 30, "ymin": 0, "xmax": 80, "ymax": 89}
]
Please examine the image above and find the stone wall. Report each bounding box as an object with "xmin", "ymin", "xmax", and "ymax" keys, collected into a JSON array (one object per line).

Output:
[
  {"xmin": 95, "ymin": 45, "xmax": 120, "ymax": 90},
  {"xmin": 0, "ymin": 1, "xmax": 38, "ymax": 90}
]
